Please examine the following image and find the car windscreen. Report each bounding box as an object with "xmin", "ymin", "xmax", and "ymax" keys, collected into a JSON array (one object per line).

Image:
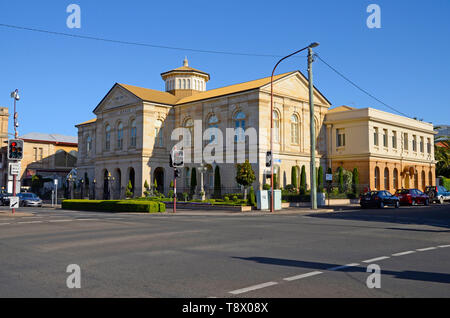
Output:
[{"xmin": 396, "ymin": 189, "xmax": 410, "ymax": 194}]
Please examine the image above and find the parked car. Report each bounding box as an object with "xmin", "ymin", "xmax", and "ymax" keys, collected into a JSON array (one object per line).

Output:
[
  {"xmin": 0, "ymin": 193, "xmax": 13, "ymax": 206},
  {"xmin": 360, "ymin": 190, "xmax": 400, "ymax": 209},
  {"xmin": 395, "ymin": 189, "xmax": 429, "ymax": 206},
  {"xmin": 17, "ymin": 193, "xmax": 43, "ymax": 207},
  {"xmin": 424, "ymin": 186, "xmax": 450, "ymax": 204}
]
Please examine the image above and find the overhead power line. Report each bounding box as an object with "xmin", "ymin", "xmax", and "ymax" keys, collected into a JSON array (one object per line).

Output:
[
  {"xmin": 0, "ymin": 23, "xmax": 287, "ymax": 58},
  {"xmin": 314, "ymin": 53, "xmax": 411, "ymax": 118},
  {"xmin": 1, "ymin": 22, "xmax": 411, "ymax": 118}
]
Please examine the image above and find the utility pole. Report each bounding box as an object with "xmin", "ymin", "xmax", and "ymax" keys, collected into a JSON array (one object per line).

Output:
[
  {"xmin": 308, "ymin": 48, "xmax": 317, "ymax": 210},
  {"xmin": 10, "ymin": 89, "xmax": 20, "ymax": 214}
]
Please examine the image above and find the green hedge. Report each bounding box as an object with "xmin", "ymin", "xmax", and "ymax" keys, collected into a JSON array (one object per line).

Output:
[
  {"xmin": 61, "ymin": 200, "xmax": 165, "ymax": 213},
  {"xmin": 443, "ymin": 177, "xmax": 450, "ymax": 191}
]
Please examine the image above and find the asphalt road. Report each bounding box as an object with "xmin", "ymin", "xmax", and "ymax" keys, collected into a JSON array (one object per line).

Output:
[{"xmin": 0, "ymin": 203, "xmax": 449, "ymax": 298}]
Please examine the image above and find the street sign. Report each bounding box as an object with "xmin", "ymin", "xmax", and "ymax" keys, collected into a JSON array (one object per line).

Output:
[
  {"xmin": 266, "ymin": 151, "xmax": 272, "ymax": 167},
  {"xmin": 172, "ymin": 150, "xmax": 184, "ymax": 168},
  {"xmin": 9, "ymin": 196, "xmax": 19, "ymax": 209},
  {"xmin": 326, "ymin": 174, "xmax": 333, "ymax": 181},
  {"xmin": 9, "ymin": 162, "xmax": 21, "ymax": 176},
  {"xmin": 54, "ymin": 179, "xmax": 58, "ymax": 186}
]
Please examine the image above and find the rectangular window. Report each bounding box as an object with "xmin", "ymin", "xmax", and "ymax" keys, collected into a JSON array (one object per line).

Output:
[
  {"xmin": 336, "ymin": 129, "xmax": 345, "ymax": 147},
  {"xmin": 33, "ymin": 147, "xmax": 37, "ymax": 161},
  {"xmin": 392, "ymin": 131, "xmax": 397, "ymax": 149},
  {"xmin": 383, "ymin": 129, "xmax": 388, "ymax": 147},
  {"xmin": 420, "ymin": 137, "xmax": 424, "ymax": 153},
  {"xmin": 404, "ymin": 133, "xmax": 409, "ymax": 150},
  {"xmin": 374, "ymin": 127, "xmax": 379, "ymax": 146},
  {"xmin": 427, "ymin": 138, "xmax": 431, "ymax": 154},
  {"xmin": 39, "ymin": 148, "xmax": 43, "ymax": 160},
  {"xmin": 412, "ymin": 135, "xmax": 417, "ymax": 152}
]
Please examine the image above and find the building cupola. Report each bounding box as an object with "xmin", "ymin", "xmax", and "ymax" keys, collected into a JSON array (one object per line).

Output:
[{"xmin": 161, "ymin": 58, "xmax": 210, "ymax": 98}]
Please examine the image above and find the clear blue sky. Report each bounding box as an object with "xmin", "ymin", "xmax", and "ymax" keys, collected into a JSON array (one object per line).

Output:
[{"xmin": 0, "ymin": 0, "xmax": 449, "ymax": 137}]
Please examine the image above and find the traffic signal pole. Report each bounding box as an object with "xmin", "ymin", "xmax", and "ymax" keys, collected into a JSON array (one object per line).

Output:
[
  {"xmin": 173, "ymin": 173, "xmax": 176, "ymax": 213},
  {"xmin": 11, "ymin": 89, "xmax": 19, "ymax": 215}
]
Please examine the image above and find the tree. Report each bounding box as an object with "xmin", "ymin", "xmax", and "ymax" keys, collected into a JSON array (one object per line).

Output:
[
  {"xmin": 291, "ymin": 166, "xmax": 298, "ymax": 190},
  {"xmin": 235, "ymin": 160, "xmax": 256, "ymax": 200},
  {"xmin": 190, "ymin": 167, "xmax": 197, "ymax": 195},
  {"xmin": 317, "ymin": 166, "xmax": 324, "ymax": 192},
  {"xmin": 214, "ymin": 166, "xmax": 222, "ymax": 198},
  {"xmin": 300, "ymin": 165, "xmax": 306, "ymax": 195},
  {"xmin": 352, "ymin": 168, "xmax": 360, "ymax": 195},
  {"xmin": 338, "ymin": 166, "xmax": 344, "ymax": 193},
  {"xmin": 125, "ymin": 180, "xmax": 133, "ymax": 198},
  {"xmin": 143, "ymin": 180, "xmax": 150, "ymax": 197},
  {"xmin": 435, "ymin": 138, "xmax": 450, "ymax": 177},
  {"xmin": 248, "ymin": 186, "xmax": 256, "ymax": 207}
]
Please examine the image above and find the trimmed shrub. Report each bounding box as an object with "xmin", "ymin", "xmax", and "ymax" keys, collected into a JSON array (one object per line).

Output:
[
  {"xmin": 214, "ymin": 166, "xmax": 222, "ymax": 198},
  {"xmin": 291, "ymin": 166, "xmax": 298, "ymax": 189},
  {"xmin": 249, "ymin": 186, "xmax": 256, "ymax": 207},
  {"xmin": 317, "ymin": 166, "xmax": 324, "ymax": 192},
  {"xmin": 300, "ymin": 165, "xmax": 306, "ymax": 195},
  {"xmin": 262, "ymin": 184, "xmax": 271, "ymax": 190},
  {"xmin": 61, "ymin": 200, "xmax": 165, "ymax": 213}
]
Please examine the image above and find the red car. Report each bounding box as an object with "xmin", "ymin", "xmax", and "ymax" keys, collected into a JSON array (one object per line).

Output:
[{"xmin": 395, "ymin": 189, "xmax": 430, "ymax": 206}]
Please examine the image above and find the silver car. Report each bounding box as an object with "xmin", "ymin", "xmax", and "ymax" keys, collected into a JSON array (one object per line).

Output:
[{"xmin": 18, "ymin": 193, "xmax": 43, "ymax": 207}]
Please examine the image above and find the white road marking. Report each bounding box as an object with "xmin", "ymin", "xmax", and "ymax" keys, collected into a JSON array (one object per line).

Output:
[
  {"xmin": 438, "ymin": 244, "xmax": 450, "ymax": 248},
  {"xmin": 75, "ymin": 218, "xmax": 99, "ymax": 221},
  {"xmin": 416, "ymin": 247, "xmax": 437, "ymax": 252},
  {"xmin": 0, "ymin": 223, "xmax": 11, "ymax": 226},
  {"xmin": 283, "ymin": 271, "xmax": 323, "ymax": 281},
  {"xmin": 17, "ymin": 221, "xmax": 43, "ymax": 224},
  {"xmin": 362, "ymin": 256, "xmax": 390, "ymax": 263},
  {"xmin": 328, "ymin": 263, "xmax": 359, "ymax": 271},
  {"xmin": 48, "ymin": 219, "xmax": 73, "ymax": 223},
  {"xmin": 229, "ymin": 282, "xmax": 278, "ymax": 295},
  {"xmin": 392, "ymin": 251, "xmax": 416, "ymax": 256},
  {"xmin": 105, "ymin": 218, "xmax": 124, "ymax": 220}
]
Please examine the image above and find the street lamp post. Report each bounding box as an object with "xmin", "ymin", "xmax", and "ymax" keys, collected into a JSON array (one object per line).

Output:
[
  {"xmin": 197, "ymin": 163, "xmax": 207, "ymax": 201},
  {"xmin": 308, "ymin": 47, "xmax": 318, "ymax": 210},
  {"xmin": 93, "ymin": 178, "xmax": 96, "ymax": 200},
  {"xmin": 270, "ymin": 42, "xmax": 319, "ymax": 212}
]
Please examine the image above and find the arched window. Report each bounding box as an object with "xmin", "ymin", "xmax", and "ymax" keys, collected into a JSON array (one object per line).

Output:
[
  {"xmin": 234, "ymin": 112, "xmax": 246, "ymax": 142},
  {"xmin": 86, "ymin": 136, "xmax": 92, "ymax": 154},
  {"xmin": 184, "ymin": 167, "xmax": 190, "ymax": 188},
  {"xmin": 105, "ymin": 125, "xmax": 111, "ymax": 151},
  {"xmin": 130, "ymin": 119, "xmax": 137, "ymax": 147},
  {"xmin": 393, "ymin": 168, "xmax": 398, "ymax": 190},
  {"xmin": 208, "ymin": 114, "xmax": 219, "ymax": 144},
  {"xmin": 187, "ymin": 79, "xmax": 191, "ymax": 89},
  {"xmin": 273, "ymin": 111, "xmax": 280, "ymax": 143},
  {"xmin": 155, "ymin": 119, "xmax": 164, "ymax": 147},
  {"xmin": 117, "ymin": 122, "xmax": 123, "ymax": 150},
  {"xmin": 291, "ymin": 114, "xmax": 299, "ymax": 144},
  {"xmin": 374, "ymin": 167, "xmax": 380, "ymax": 190},
  {"xmin": 414, "ymin": 171, "xmax": 419, "ymax": 188},
  {"xmin": 384, "ymin": 168, "xmax": 389, "ymax": 190},
  {"xmin": 184, "ymin": 118, "xmax": 194, "ymax": 146},
  {"xmin": 183, "ymin": 79, "xmax": 186, "ymax": 89}
]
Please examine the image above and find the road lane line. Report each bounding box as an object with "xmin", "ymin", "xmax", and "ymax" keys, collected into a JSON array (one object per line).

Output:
[
  {"xmin": 392, "ymin": 251, "xmax": 416, "ymax": 256},
  {"xmin": 283, "ymin": 271, "xmax": 323, "ymax": 281},
  {"xmin": 438, "ymin": 244, "xmax": 450, "ymax": 248},
  {"xmin": 362, "ymin": 256, "xmax": 390, "ymax": 263},
  {"xmin": 416, "ymin": 247, "xmax": 437, "ymax": 252},
  {"xmin": 0, "ymin": 223, "xmax": 11, "ymax": 226},
  {"xmin": 48, "ymin": 219, "xmax": 73, "ymax": 223},
  {"xmin": 229, "ymin": 282, "xmax": 278, "ymax": 295},
  {"xmin": 328, "ymin": 263, "xmax": 359, "ymax": 271},
  {"xmin": 17, "ymin": 221, "xmax": 43, "ymax": 224},
  {"xmin": 75, "ymin": 218, "xmax": 99, "ymax": 221}
]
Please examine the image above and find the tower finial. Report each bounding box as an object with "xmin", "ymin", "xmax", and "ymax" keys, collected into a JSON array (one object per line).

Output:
[{"xmin": 183, "ymin": 56, "xmax": 189, "ymax": 67}]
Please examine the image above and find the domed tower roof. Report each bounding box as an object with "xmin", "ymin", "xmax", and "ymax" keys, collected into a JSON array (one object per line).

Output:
[{"xmin": 161, "ymin": 58, "xmax": 210, "ymax": 98}]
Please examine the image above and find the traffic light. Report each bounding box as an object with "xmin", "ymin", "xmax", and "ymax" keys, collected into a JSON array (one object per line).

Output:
[
  {"xmin": 266, "ymin": 151, "xmax": 272, "ymax": 168},
  {"xmin": 169, "ymin": 154, "xmax": 173, "ymax": 168},
  {"xmin": 8, "ymin": 139, "xmax": 24, "ymax": 160},
  {"xmin": 174, "ymin": 168, "xmax": 181, "ymax": 179}
]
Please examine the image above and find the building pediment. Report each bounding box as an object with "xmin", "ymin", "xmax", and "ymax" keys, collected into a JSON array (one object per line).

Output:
[
  {"xmin": 261, "ymin": 71, "xmax": 331, "ymax": 106},
  {"xmin": 93, "ymin": 84, "xmax": 140, "ymax": 115}
]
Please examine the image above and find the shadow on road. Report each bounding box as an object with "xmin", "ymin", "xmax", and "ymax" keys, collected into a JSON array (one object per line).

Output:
[
  {"xmin": 305, "ymin": 205, "xmax": 450, "ymax": 229},
  {"xmin": 232, "ymin": 256, "xmax": 450, "ymax": 284}
]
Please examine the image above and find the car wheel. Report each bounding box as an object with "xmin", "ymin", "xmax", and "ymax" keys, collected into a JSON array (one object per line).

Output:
[
  {"xmin": 411, "ymin": 200, "xmax": 416, "ymax": 206},
  {"xmin": 395, "ymin": 201, "xmax": 400, "ymax": 209},
  {"xmin": 439, "ymin": 197, "xmax": 444, "ymax": 205}
]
